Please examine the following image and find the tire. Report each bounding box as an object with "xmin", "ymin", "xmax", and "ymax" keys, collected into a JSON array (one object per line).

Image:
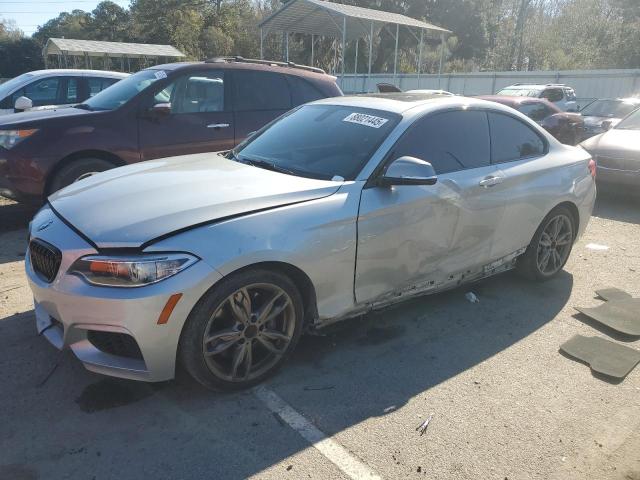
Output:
[
  {"xmin": 179, "ymin": 269, "xmax": 304, "ymax": 391},
  {"xmin": 48, "ymin": 157, "xmax": 116, "ymax": 195},
  {"xmin": 517, "ymin": 205, "xmax": 576, "ymax": 281}
]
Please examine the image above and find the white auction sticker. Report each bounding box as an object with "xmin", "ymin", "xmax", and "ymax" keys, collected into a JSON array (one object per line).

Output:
[
  {"xmin": 154, "ymin": 70, "xmax": 167, "ymax": 79},
  {"xmin": 343, "ymin": 112, "xmax": 388, "ymax": 128}
]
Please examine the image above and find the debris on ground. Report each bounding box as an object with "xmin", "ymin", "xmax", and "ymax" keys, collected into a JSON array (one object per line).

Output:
[
  {"xmin": 416, "ymin": 413, "xmax": 434, "ymax": 436},
  {"xmin": 303, "ymin": 385, "xmax": 335, "ymax": 391},
  {"xmin": 465, "ymin": 292, "xmax": 480, "ymax": 303},
  {"xmin": 586, "ymin": 243, "xmax": 610, "ymax": 251}
]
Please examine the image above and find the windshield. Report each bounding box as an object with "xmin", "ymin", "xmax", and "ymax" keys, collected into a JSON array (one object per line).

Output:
[
  {"xmin": 233, "ymin": 104, "xmax": 400, "ymax": 181},
  {"xmin": 616, "ymin": 108, "xmax": 640, "ymax": 130},
  {"xmin": 497, "ymin": 88, "xmax": 540, "ymax": 97},
  {"xmin": 81, "ymin": 69, "xmax": 166, "ymax": 111},
  {"xmin": 580, "ymin": 99, "xmax": 639, "ymax": 118},
  {"xmin": 0, "ymin": 73, "xmax": 34, "ymax": 100}
]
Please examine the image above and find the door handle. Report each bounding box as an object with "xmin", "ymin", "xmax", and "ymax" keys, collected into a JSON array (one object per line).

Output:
[
  {"xmin": 479, "ymin": 176, "xmax": 504, "ymax": 187},
  {"xmin": 207, "ymin": 123, "xmax": 230, "ymax": 129}
]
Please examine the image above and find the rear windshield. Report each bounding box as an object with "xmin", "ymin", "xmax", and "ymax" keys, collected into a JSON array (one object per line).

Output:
[
  {"xmin": 233, "ymin": 104, "xmax": 400, "ymax": 180},
  {"xmin": 80, "ymin": 69, "xmax": 165, "ymax": 111},
  {"xmin": 581, "ymin": 99, "xmax": 639, "ymax": 119},
  {"xmin": 497, "ymin": 88, "xmax": 540, "ymax": 97},
  {"xmin": 616, "ymin": 108, "xmax": 640, "ymax": 130}
]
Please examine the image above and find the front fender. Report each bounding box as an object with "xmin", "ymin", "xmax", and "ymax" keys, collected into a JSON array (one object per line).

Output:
[{"xmin": 146, "ymin": 183, "xmax": 363, "ymax": 321}]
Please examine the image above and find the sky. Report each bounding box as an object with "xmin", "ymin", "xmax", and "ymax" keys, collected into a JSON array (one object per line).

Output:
[{"xmin": 1, "ymin": 0, "xmax": 131, "ymax": 36}]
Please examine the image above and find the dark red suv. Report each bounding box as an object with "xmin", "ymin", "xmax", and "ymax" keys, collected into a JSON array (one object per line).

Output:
[{"xmin": 0, "ymin": 58, "xmax": 342, "ymax": 203}]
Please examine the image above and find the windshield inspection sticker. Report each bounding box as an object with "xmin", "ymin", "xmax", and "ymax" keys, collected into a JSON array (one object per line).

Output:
[
  {"xmin": 343, "ymin": 112, "xmax": 388, "ymax": 128},
  {"xmin": 154, "ymin": 70, "xmax": 168, "ymax": 80}
]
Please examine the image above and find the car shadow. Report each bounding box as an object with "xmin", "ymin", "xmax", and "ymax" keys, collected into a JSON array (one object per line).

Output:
[
  {"xmin": 592, "ymin": 189, "xmax": 640, "ymax": 225},
  {"xmin": 0, "ymin": 270, "xmax": 573, "ymax": 479},
  {"xmin": 0, "ymin": 197, "xmax": 37, "ymax": 234}
]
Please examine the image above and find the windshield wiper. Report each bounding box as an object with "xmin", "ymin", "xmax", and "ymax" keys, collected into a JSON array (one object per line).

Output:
[
  {"xmin": 74, "ymin": 103, "xmax": 92, "ymax": 111},
  {"xmin": 237, "ymin": 155, "xmax": 297, "ymax": 176}
]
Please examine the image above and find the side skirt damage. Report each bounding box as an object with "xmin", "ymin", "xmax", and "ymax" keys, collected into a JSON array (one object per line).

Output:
[{"xmin": 314, "ymin": 247, "xmax": 527, "ymax": 329}]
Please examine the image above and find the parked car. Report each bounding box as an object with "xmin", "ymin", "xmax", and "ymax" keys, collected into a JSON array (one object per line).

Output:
[
  {"xmin": 0, "ymin": 69, "xmax": 127, "ymax": 115},
  {"xmin": 580, "ymin": 106, "xmax": 640, "ymax": 189},
  {"xmin": 478, "ymin": 95, "xmax": 584, "ymax": 145},
  {"xmin": 0, "ymin": 58, "xmax": 342, "ymax": 203},
  {"xmin": 406, "ymin": 89, "xmax": 454, "ymax": 96},
  {"xmin": 496, "ymin": 84, "xmax": 578, "ymax": 112},
  {"xmin": 579, "ymin": 97, "xmax": 640, "ymax": 139},
  {"xmin": 376, "ymin": 83, "xmax": 454, "ymax": 96},
  {"xmin": 26, "ymin": 94, "xmax": 596, "ymax": 390}
]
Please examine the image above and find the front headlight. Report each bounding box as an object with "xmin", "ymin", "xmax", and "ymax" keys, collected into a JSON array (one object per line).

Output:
[
  {"xmin": 69, "ymin": 253, "xmax": 199, "ymax": 287},
  {"xmin": 0, "ymin": 129, "xmax": 38, "ymax": 149}
]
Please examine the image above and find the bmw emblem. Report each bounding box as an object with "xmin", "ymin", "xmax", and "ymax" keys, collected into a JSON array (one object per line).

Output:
[{"xmin": 36, "ymin": 220, "xmax": 53, "ymax": 232}]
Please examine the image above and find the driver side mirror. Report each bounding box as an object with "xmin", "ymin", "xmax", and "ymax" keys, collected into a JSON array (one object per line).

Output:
[
  {"xmin": 601, "ymin": 120, "xmax": 612, "ymax": 131},
  {"xmin": 379, "ymin": 156, "xmax": 438, "ymax": 186},
  {"xmin": 149, "ymin": 102, "xmax": 172, "ymax": 117},
  {"xmin": 14, "ymin": 96, "xmax": 33, "ymax": 112}
]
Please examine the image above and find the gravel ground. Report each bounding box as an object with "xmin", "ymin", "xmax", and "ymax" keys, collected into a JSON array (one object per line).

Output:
[{"xmin": 0, "ymin": 193, "xmax": 638, "ymax": 480}]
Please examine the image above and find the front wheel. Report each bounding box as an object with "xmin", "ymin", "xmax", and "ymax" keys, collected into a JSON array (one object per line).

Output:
[
  {"xmin": 179, "ymin": 269, "xmax": 304, "ymax": 391},
  {"xmin": 48, "ymin": 157, "xmax": 116, "ymax": 195},
  {"xmin": 517, "ymin": 206, "xmax": 575, "ymax": 281}
]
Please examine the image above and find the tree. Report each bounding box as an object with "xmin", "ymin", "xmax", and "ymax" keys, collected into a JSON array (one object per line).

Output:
[{"xmin": 91, "ymin": 1, "xmax": 132, "ymax": 42}]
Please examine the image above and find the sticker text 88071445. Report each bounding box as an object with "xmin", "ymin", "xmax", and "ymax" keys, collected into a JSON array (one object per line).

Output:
[{"xmin": 343, "ymin": 112, "xmax": 389, "ymax": 128}]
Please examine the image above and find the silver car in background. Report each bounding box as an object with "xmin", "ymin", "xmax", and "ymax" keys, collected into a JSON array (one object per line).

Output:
[
  {"xmin": 26, "ymin": 94, "xmax": 596, "ymax": 390},
  {"xmin": 0, "ymin": 69, "xmax": 128, "ymax": 115},
  {"xmin": 580, "ymin": 106, "xmax": 640, "ymax": 188}
]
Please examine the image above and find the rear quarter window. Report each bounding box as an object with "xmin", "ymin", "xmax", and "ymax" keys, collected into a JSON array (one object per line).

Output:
[
  {"xmin": 488, "ymin": 112, "xmax": 546, "ymax": 163},
  {"xmin": 233, "ymin": 71, "xmax": 291, "ymax": 111},
  {"xmin": 287, "ymin": 75, "xmax": 326, "ymax": 106}
]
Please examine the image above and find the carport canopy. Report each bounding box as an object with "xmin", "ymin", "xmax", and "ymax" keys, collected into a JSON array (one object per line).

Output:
[
  {"xmin": 258, "ymin": 0, "xmax": 451, "ymax": 81},
  {"xmin": 43, "ymin": 38, "xmax": 185, "ymax": 71}
]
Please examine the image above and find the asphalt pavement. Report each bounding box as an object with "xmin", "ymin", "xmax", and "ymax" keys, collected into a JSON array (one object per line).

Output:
[{"xmin": 0, "ymin": 193, "xmax": 638, "ymax": 480}]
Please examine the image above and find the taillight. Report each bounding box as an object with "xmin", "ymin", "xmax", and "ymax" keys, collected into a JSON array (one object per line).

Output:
[{"xmin": 588, "ymin": 158, "xmax": 596, "ymax": 179}]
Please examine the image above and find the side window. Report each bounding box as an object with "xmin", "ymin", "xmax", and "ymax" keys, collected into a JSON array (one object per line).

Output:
[
  {"xmin": 87, "ymin": 77, "xmax": 118, "ymax": 97},
  {"xmin": 519, "ymin": 103, "xmax": 551, "ymax": 122},
  {"xmin": 22, "ymin": 77, "xmax": 62, "ymax": 106},
  {"xmin": 158, "ymin": 72, "xmax": 224, "ymax": 114},
  {"xmin": 64, "ymin": 78, "xmax": 79, "ymax": 103},
  {"xmin": 392, "ymin": 110, "xmax": 491, "ymax": 174},
  {"xmin": 234, "ymin": 71, "xmax": 291, "ymax": 111},
  {"xmin": 287, "ymin": 75, "xmax": 325, "ymax": 105},
  {"xmin": 541, "ymin": 89, "xmax": 563, "ymax": 102},
  {"xmin": 488, "ymin": 112, "xmax": 545, "ymax": 163},
  {"xmin": 564, "ymin": 88, "xmax": 576, "ymax": 101}
]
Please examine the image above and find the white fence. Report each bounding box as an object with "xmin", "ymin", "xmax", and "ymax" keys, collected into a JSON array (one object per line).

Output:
[{"xmin": 337, "ymin": 69, "xmax": 640, "ymax": 103}]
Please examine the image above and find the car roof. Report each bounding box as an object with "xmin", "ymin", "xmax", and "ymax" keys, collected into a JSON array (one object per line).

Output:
[
  {"xmin": 24, "ymin": 69, "xmax": 129, "ymax": 78},
  {"xmin": 477, "ymin": 95, "xmax": 560, "ymax": 109},
  {"xmin": 148, "ymin": 61, "xmax": 336, "ymax": 81},
  {"xmin": 500, "ymin": 84, "xmax": 573, "ymax": 90},
  {"xmin": 311, "ymin": 93, "xmax": 526, "ymax": 116},
  {"xmin": 600, "ymin": 97, "xmax": 640, "ymax": 104}
]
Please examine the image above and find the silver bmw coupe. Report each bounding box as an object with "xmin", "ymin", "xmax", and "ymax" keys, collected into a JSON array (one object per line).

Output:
[{"xmin": 26, "ymin": 93, "xmax": 596, "ymax": 390}]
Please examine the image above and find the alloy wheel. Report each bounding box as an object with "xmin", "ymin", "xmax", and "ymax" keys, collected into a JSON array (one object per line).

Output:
[
  {"xmin": 202, "ymin": 283, "xmax": 295, "ymax": 382},
  {"xmin": 536, "ymin": 214, "xmax": 573, "ymax": 276}
]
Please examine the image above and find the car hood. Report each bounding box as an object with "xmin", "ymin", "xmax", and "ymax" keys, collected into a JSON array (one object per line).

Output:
[
  {"xmin": 582, "ymin": 115, "xmax": 620, "ymax": 127},
  {"xmin": 0, "ymin": 106, "xmax": 91, "ymax": 128},
  {"xmin": 581, "ymin": 128, "xmax": 640, "ymax": 156},
  {"xmin": 49, "ymin": 152, "xmax": 344, "ymax": 248}
]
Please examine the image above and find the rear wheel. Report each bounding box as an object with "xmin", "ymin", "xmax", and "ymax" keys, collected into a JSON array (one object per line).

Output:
[
  {"xmin": 517, "ymin": 206, "xmax": 575, "ymax": 281},
  {"xmin": 179, "ymin": 269, "xmax": 304, "ymax": 391},
  {"xmin": 48, "ymin": 157, "xmax": 116, "ymax": 195}
]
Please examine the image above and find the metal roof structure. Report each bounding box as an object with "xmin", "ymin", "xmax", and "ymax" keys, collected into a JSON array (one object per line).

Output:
[
  {"xmin": 259, "ymin": 0, "xmax": 449, "ymax": 41},
  {"xmin": 258, "ymin": 0, "xmax": 451, "ymax": 89},
  {"xmin": 44, "ymin": 38, "xmax": 185, "ymax": 59}
]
